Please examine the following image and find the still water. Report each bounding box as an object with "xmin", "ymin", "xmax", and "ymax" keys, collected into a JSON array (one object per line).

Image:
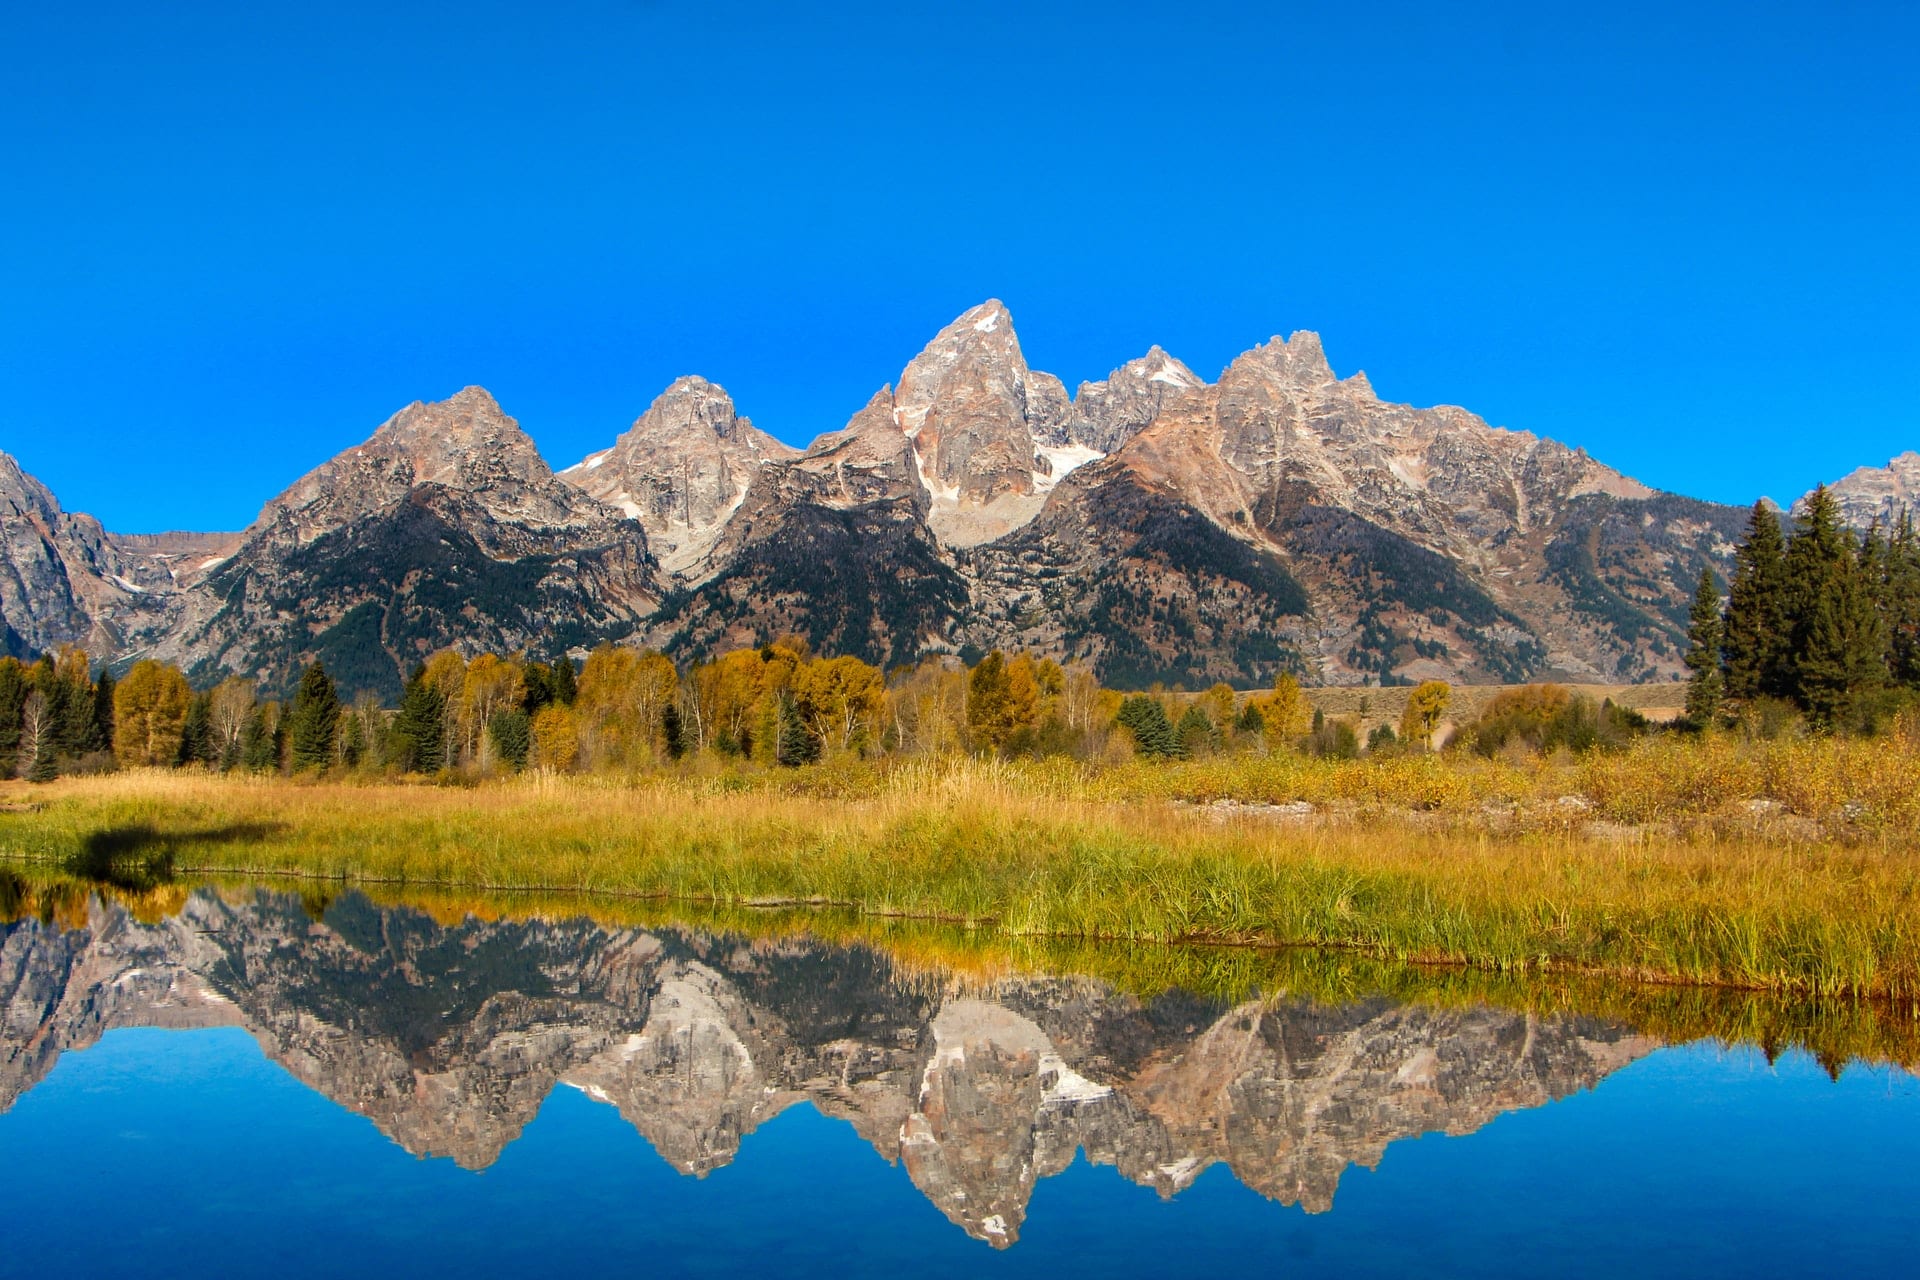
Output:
[{"xmin": 1, "ymin": 885, "xmax": 1915, "ymax": 1277}]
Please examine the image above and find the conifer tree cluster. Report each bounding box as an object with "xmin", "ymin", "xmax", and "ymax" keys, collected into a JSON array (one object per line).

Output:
[
  {"xmin": 1685, "ymin": 488, "xmax": 1919, "ymax": 731},
  {"xmin": 0, "ymin": 648, "xmax": 116, "ymax": 781}
]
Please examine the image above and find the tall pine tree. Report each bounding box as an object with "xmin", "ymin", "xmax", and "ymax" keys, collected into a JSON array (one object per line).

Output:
[
  {"xmin": 1683, "ymin": 567, "xmax": 1725, "ymax": 727},
  {"xmin": 1785, "ymin": 486, "xmax": 1885, "ymax": 729},
  {"xmin": 1721, "ymin": 501, "xmax": 1790, "ymax": 703},
  {"xmin": 90, "ymin": 669, "xmax": 116, "ymax": 756},
  {"xmin": 0, "ymin": 659, "xmax": 27, "ymax": 777},
  {"xmin": 286, "ymin": 662, "xmax": 341, "ymax": 769},
  {"xmin": 391, "ymin": 667, "xmax": 446, "ymax": 773},
  {"xmin": 1885, "ymin": 512, "xmax": 1920, "ymax": 688},
  {"xmin": 178, "ymin": 692, "xmax": 217, "ymax": 765}
]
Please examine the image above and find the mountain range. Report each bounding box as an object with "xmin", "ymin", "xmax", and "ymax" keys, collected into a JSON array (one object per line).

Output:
[
  {"xmin": 0, "ymin": 888, "xmax": 1652, "ymax": 1245},
  {"xmin": 1, "ymin": 302, "xmax": 1902, "ymax": 696}
]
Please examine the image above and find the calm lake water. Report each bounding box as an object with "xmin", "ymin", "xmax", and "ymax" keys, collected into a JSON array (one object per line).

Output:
[{"xmin": 2, "ymin": 884, "xmax": 1916, "ymax": 1278}]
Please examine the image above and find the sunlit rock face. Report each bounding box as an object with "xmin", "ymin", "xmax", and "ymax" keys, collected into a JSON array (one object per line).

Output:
[
  {"xmin": 0, "ymin": 450, "xmax": 211, "ymax": 658},
  {"xmin": 1806, "ymin": 451, "xmax": 1920, "ymax": 530},
  {"xmin": 147, "ymin": 386, "xmax": 658, "ymax": 697},
  {"xmin": 559, "ymin": 377, "xmax": 798, "ymax": 578},
  {"xmin": 0, "ymin": 889, "xmax": 1655, "ymax": 1246}
]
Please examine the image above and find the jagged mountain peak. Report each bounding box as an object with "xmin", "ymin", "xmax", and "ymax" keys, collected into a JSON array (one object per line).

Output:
[
  {"xmin": 1236, "ymin": 330, "xmax": 1337, "ymax": 386},
  {"xmin": 1804, "ymin": 449, "xmax": 1920, "ymax": 528},
  {"xmin": 557, "ymin": 373, "xmax": 796, "ymax": 576},
  {"xmin": 897, "ymin": 300, "xmax": 1033, "ymax": 425},
  {"xmin": 892, "ymin": 300, "xmax": 1070, "ymax": 543},
  {"xmin": 0, "ymin": 450, "xmax": 60, "ymax": 517},
  {"xmin": 360, "ymin": 384, "xmax": 558, "ymax": 489},
  {"xmin": 953, "ymin": 297, "xmax": 1012, "ymax": 334},
  {"xmin": 1121, "ymin": 345, "xmax": 1206, "ymax": 390},
  {"xmin": 0, "ymin": 449, "xmax": 136, "ymax": 655},
  {"xmin": 640, "ymin": 375, "xmax": 746, "ymax": 433},
  {"xmin": 1057, "ymin": 348, "xmax": 1207, "ymax": 457}
]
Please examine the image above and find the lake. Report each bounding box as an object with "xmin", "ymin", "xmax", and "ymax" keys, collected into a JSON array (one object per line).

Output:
[{"xmin": 1, "ymin": 882, "xmax": 1915, "ymax": 1277}]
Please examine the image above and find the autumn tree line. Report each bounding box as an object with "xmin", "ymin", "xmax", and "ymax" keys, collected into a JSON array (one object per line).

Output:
[
  {"xmin": 0, "ymin": 635, "xmax": 1478, "ymax": 781},
  {"xmin": 1684, "ymin": 487, "xmax": 1920, "ymax": 734}
]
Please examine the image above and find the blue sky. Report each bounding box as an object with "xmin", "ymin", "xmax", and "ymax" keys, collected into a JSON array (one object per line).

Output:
[{"xmin": 3, "ymin": 0, "xmax": 1915, "ymax": 532}]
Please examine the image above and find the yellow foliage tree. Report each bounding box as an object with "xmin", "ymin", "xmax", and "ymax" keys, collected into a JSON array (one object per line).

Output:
[
  {"xmin": 575, "ymin": 645, "xmax": 680, "ymax": 768},
  {"xmin": 1203, "ymin": 683, "xmax": 1237, "ymax": 732},
  {"xmin": 693, "ymin": 648, "xmax": 772, "ymax": 756},
  {"xmin": 1003, "ymin": 654, "xmax": 1042, "ymax": 736},
  {"xmin": 1400, "ymin": 680, "xmax": 1452, "ymax": 749},
  {"xmin": 208, "ymin": 676, "xmax": 256, "ymax": 764},
  {"xmin": 1261, "ymin": 672, "xmax": 1310, "ymax": 750},
  {"xmin": 460, "ymin": 653, "xmax": 526, "ymax": 767},
  {"xmin": 113, "ymin": 660, "xmax": 192, "ymax": 766},
  {"xmin": 887, "ymin": 658, "xmax": 968, "ymax": 755},
  {"xmin": 529, "ymin": 705, "xmax": 579, "ymax": 771},
  {"xmin": 794, "ymin": 655, "xmax": 888, "ymax": 755},
  {"xmin": 421, "ymin": 648, "xmax": 468, "ymax": 763}
]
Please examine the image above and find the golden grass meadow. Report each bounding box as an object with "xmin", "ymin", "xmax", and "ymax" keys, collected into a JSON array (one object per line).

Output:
[{"xmin": 5, "ymin": 730, "xmax": 1919, "ymax": 1009}]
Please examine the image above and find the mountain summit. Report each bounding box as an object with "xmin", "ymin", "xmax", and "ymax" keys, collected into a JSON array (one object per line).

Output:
[
  {"xmin": 560, "ymin": 376, "xmax": 797, "ymax": 575},
  {"xmin": 0, "ymin": 303, "xmax": 1809, "ymax": 692}
]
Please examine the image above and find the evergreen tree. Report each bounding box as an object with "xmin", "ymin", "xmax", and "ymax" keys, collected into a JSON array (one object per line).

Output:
[
  {"xmin": 1114, "ymin": 695, "xmax": 1176, "ymax": 757},
  {"xmin": 0, "ymin": 659, "xmax": 27, "ymax": 777},
  {"xmin": 662, "ymin": 703, "xmax": 686, "ymax": 759},
  {"xmin": 522, "ymin": 662, "xmax": 555, "ymax": 713},
  {"xmin": 42, "ymin": 677, "xmax": 73, "ymax": 762},
  {"xmin": 26, "ymin": 728, "xmax": 57, "ymax": 782},
  {"xmin": 240, "ymin": 706, "xmax": 279, "ymax": 772},
  {"xmin": 286, "ymin": 662, "xmax": 341, "ymax": 769},
  {"xmin": 178, "ymin": 692, "xmax": 217, "ymax": 765},
  {"xmin": 773, "ymin": 693, "xmax": 817, "ymax": 766},
  {"xmin": 391, "ymin": 667, "xmax": 447, "ymax": 773},
  {"xmin": 487, "ymin": 709, "xmax": 531, "ymax": 770},
  {"xmin": 1722, "ymin": 501, "xmax": 1790, "ymax": 702},
  {"xmin": 552, "ymin": 656, "xmax": 578, "ymax": 706},
  {"xmin": 1886, "ymin": 512, "xmax": 1920, "ymax": 687},
  {"xmin": 57, "ymin": 670, "xmax": 100, "ymax": 755},
  {"xmin": 1233, "ymin": 701, "xmax": 1266, "ymax": 739},
  {"xmin": 1682, "ymin": 567, "xmax": 1725, "ymax": 728},
  {"xmin": 91, "ymin": 669, "xmax": 116, "ymax": 755},
  {"xmin": 1785, "ymin": 486, "xmax": 1885, "ymax": 729},
  {"xmin": 1173, "ymin": 704, "xmax": 1214, "ymax": 758}
]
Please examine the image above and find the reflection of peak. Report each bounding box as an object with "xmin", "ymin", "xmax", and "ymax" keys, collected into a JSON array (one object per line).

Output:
[{"xmin": 0, "ymin": 891, "xmax": 1656, "ymax": 1244}]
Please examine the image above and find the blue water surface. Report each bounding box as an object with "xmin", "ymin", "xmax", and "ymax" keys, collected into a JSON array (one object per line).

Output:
[{"xmin": 1, "ymin": 1028, "xmax": 1913, "ymax": 1279}]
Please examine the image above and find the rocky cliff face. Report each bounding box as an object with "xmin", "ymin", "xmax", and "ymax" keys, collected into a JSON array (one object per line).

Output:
[
  {"xmin": 559, "ymin": 377, "xmax": 798, "ymax": 577},
  {"xmin": 0, "ymin": 452, "xmax": 155, "ymax": 657},
  {"xmin": 0, "ymin": 306, "xmax": 1781, "ymax": 689},
  {"xmin": 643, "ymin": 386, "xmax": 967, "ymax": 667},
  {"xmin": 138, "ymin": 388, "xmax": 659, "ymax": 696},
  {"xmin": 1807, "ymin": 452, "xmax": 1920, "ymax": 530},
  {"xmin": 0, "ymin": 889, "xmax": 1654, "ymax": 1244},
  {"xmin": 892, "ymin": 300, "xmax": 1072, "ymax": 546}
]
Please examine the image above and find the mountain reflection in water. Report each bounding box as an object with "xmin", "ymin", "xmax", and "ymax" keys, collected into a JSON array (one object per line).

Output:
[{"xmin": 0, "ymin": 887, "xmax": 1657, "ymax": 1247}]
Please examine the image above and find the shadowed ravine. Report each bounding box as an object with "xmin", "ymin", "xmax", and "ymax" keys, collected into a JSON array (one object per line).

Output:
[{"xmin": 0, "ymin": 886, "xmax": 1660, "ymax": 1247}]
